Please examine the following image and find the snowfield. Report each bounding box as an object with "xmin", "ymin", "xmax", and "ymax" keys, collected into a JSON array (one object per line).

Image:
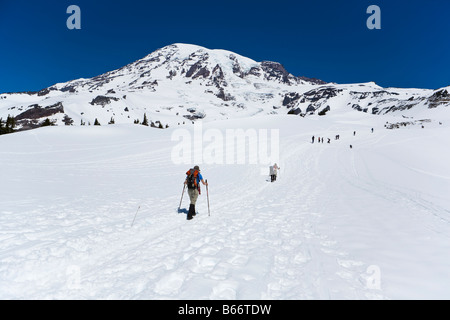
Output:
[{"xmin": 1, "ymin": 108, "xmax": 450, "ymax": 300}]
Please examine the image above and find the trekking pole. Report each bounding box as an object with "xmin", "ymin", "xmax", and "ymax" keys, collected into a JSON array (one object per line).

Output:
[
  {"xmin": 131, "ymin": 205, "xmax": 140, "ymax": 227},
  {"xmin": 178, "ymin": 183, "xmax": 186, "ymax": 211},
  {"xmin": 206, "ymin": 180, "xmax": 210, "ymax": 217}
]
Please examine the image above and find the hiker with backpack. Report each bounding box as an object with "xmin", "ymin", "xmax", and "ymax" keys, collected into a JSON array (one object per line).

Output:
[
  {"xmin": 184, "ymin": 165, "xmax": 208, "ymax": 220},
  {"xmin": 270, "ymin": 163, "xmax": 280, "ymax": 182}
]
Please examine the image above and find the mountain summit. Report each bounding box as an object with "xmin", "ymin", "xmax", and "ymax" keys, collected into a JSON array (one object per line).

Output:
[
  {"xmin": 53, "ymin": 43, "xmax": 325, "ymax": 92},
  {"xmin": 0, "ymin": 43, "xmax": 448, "ymax": 132}
]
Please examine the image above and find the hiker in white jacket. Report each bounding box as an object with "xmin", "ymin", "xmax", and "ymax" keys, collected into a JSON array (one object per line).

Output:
[{"xmin": 270, "ymin": 163, "xmax": 280, "ymax": 182}]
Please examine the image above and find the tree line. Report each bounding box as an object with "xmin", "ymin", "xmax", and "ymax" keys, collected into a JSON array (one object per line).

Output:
[
  {"xmin": 1, "ymin": 113, "xmax": 170, "ymax": 135},
  {"xmin": 0, "ymin": 115, "xmax": 15, "ymax": 135}
]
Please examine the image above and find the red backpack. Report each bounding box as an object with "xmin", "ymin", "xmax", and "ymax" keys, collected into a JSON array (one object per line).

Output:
[{"xmin": 186, "ymin": 169, "xmax": 199, "ymax": 190}]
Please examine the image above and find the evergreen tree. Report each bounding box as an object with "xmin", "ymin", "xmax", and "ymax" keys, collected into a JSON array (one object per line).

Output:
[
  {"xmin": 63, "ymin": 115, "xmax": 74, "ymax": 126},
  {"xmin": 0, "ymin": 115, "xmax": 16, "ymax": 134},
  {"xmin": 41, "ymin": 118, "xmax": 53, "ymax": 127},
  {"xmin": 6, "ymin": 115, "xmax": 15, "ymax": 133},
  {"xmin": 0, "ymin": 117, "xmax": 4, "ymax": 135},
  {"xmin": 108, "ymin": 116, "xmax": 115, "ymax": 124},
  {"xmin": 94, "ymin": 118, "xmax": 101, "ymax": 126},
  {"xmin": 142, "ymin": 113, "xmax": 149, "ymax": 126}
]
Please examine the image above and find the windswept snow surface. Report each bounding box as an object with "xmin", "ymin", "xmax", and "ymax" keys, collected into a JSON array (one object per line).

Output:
[{"xmin": 1, "ymin": 110, "xmax": 450, "ymax": 300}]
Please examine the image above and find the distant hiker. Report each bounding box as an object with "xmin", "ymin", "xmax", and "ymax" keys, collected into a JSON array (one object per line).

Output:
[
  {"xmin": 312, "ymin": 136, "xmax": 315, "ymax": 144},
  {"xmin": 321, "ymin": 137, "xmax": 324, "ymax": 143},
  {"xmin": 335, "ymin": 135, "xmax": 340, "ymax": 140},
  {"xmin": 270, "ymin": 163, "xmax": 280, "ymax": 182},
  {"xmin": 184, "ymin": 165, "xmax": 208, "ymax": 220},
  {"xmin": 327, "ymin": 138, "xmax": 330, "ymax": 144},
  {"xmin": 350, "ymin": 145, "xmax": 353, "ymax": 149},
  {"xmin": 371, "ymin": 128, "xmax": 374, "ymax": 133},
  {"xmin": 273, "ymin": 163, "xmax": 280, "ymax": 182},
  {"xmin": 353, "ymin": 131, "xmax": 356, "ymax": 136},
  {"xmin": 273, "ymin": 163, "xmax": 280, "ymax": 181}
]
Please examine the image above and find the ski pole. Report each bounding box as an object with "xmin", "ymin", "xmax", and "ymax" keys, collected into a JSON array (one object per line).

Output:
[
  {"xmin": 131, "ymin": 205, "xmax": 140, "ymax": 227},
  {"xmin": 178, "ymin": 183, "xmax": 186, "ymax": 210},
  {"xmin": 206, "ymin": 180, "xmax": 210, "ymax": 217}
]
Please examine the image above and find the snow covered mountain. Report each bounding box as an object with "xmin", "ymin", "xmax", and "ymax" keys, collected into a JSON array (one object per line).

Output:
[{"xmin": 0, "ymin": 43, "xmax": 449, "ymax": 132}]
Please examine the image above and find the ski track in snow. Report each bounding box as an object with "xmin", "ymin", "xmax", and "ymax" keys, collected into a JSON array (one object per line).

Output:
[{"xmin": 1, "ymin": 116, "xmax": 450, "ymax": 299}]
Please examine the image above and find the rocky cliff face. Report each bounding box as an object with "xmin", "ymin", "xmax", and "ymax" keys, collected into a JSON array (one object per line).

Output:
[{"xmin": 282, "ymin": 84, "xmax": 450, "ymax": 116}]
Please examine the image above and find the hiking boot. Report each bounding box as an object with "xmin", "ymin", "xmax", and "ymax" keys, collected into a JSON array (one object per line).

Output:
[{"xmin": 187, "ymin": 204, "xmax": 196, "ymax": 220}]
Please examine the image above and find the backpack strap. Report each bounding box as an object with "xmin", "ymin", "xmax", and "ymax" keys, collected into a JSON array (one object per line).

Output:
[{"xmin": 193, "ymin": 170, "xmax": 199, "ymax": 187}]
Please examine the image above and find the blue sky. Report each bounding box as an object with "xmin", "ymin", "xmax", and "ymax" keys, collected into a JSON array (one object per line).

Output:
[{"xmin": 0, "ymin": 0, "xmax": 449, "ymax": 92}]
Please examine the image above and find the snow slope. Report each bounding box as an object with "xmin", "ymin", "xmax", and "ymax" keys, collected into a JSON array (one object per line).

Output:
[{"xmin": 1, "ymin": 109, "xmax": 450, "ymax": 299}]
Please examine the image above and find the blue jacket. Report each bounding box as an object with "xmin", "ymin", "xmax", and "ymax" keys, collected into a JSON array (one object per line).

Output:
[{"xmin": 196, "ymin": 172, "xmax": 204, "ymax": 184}]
